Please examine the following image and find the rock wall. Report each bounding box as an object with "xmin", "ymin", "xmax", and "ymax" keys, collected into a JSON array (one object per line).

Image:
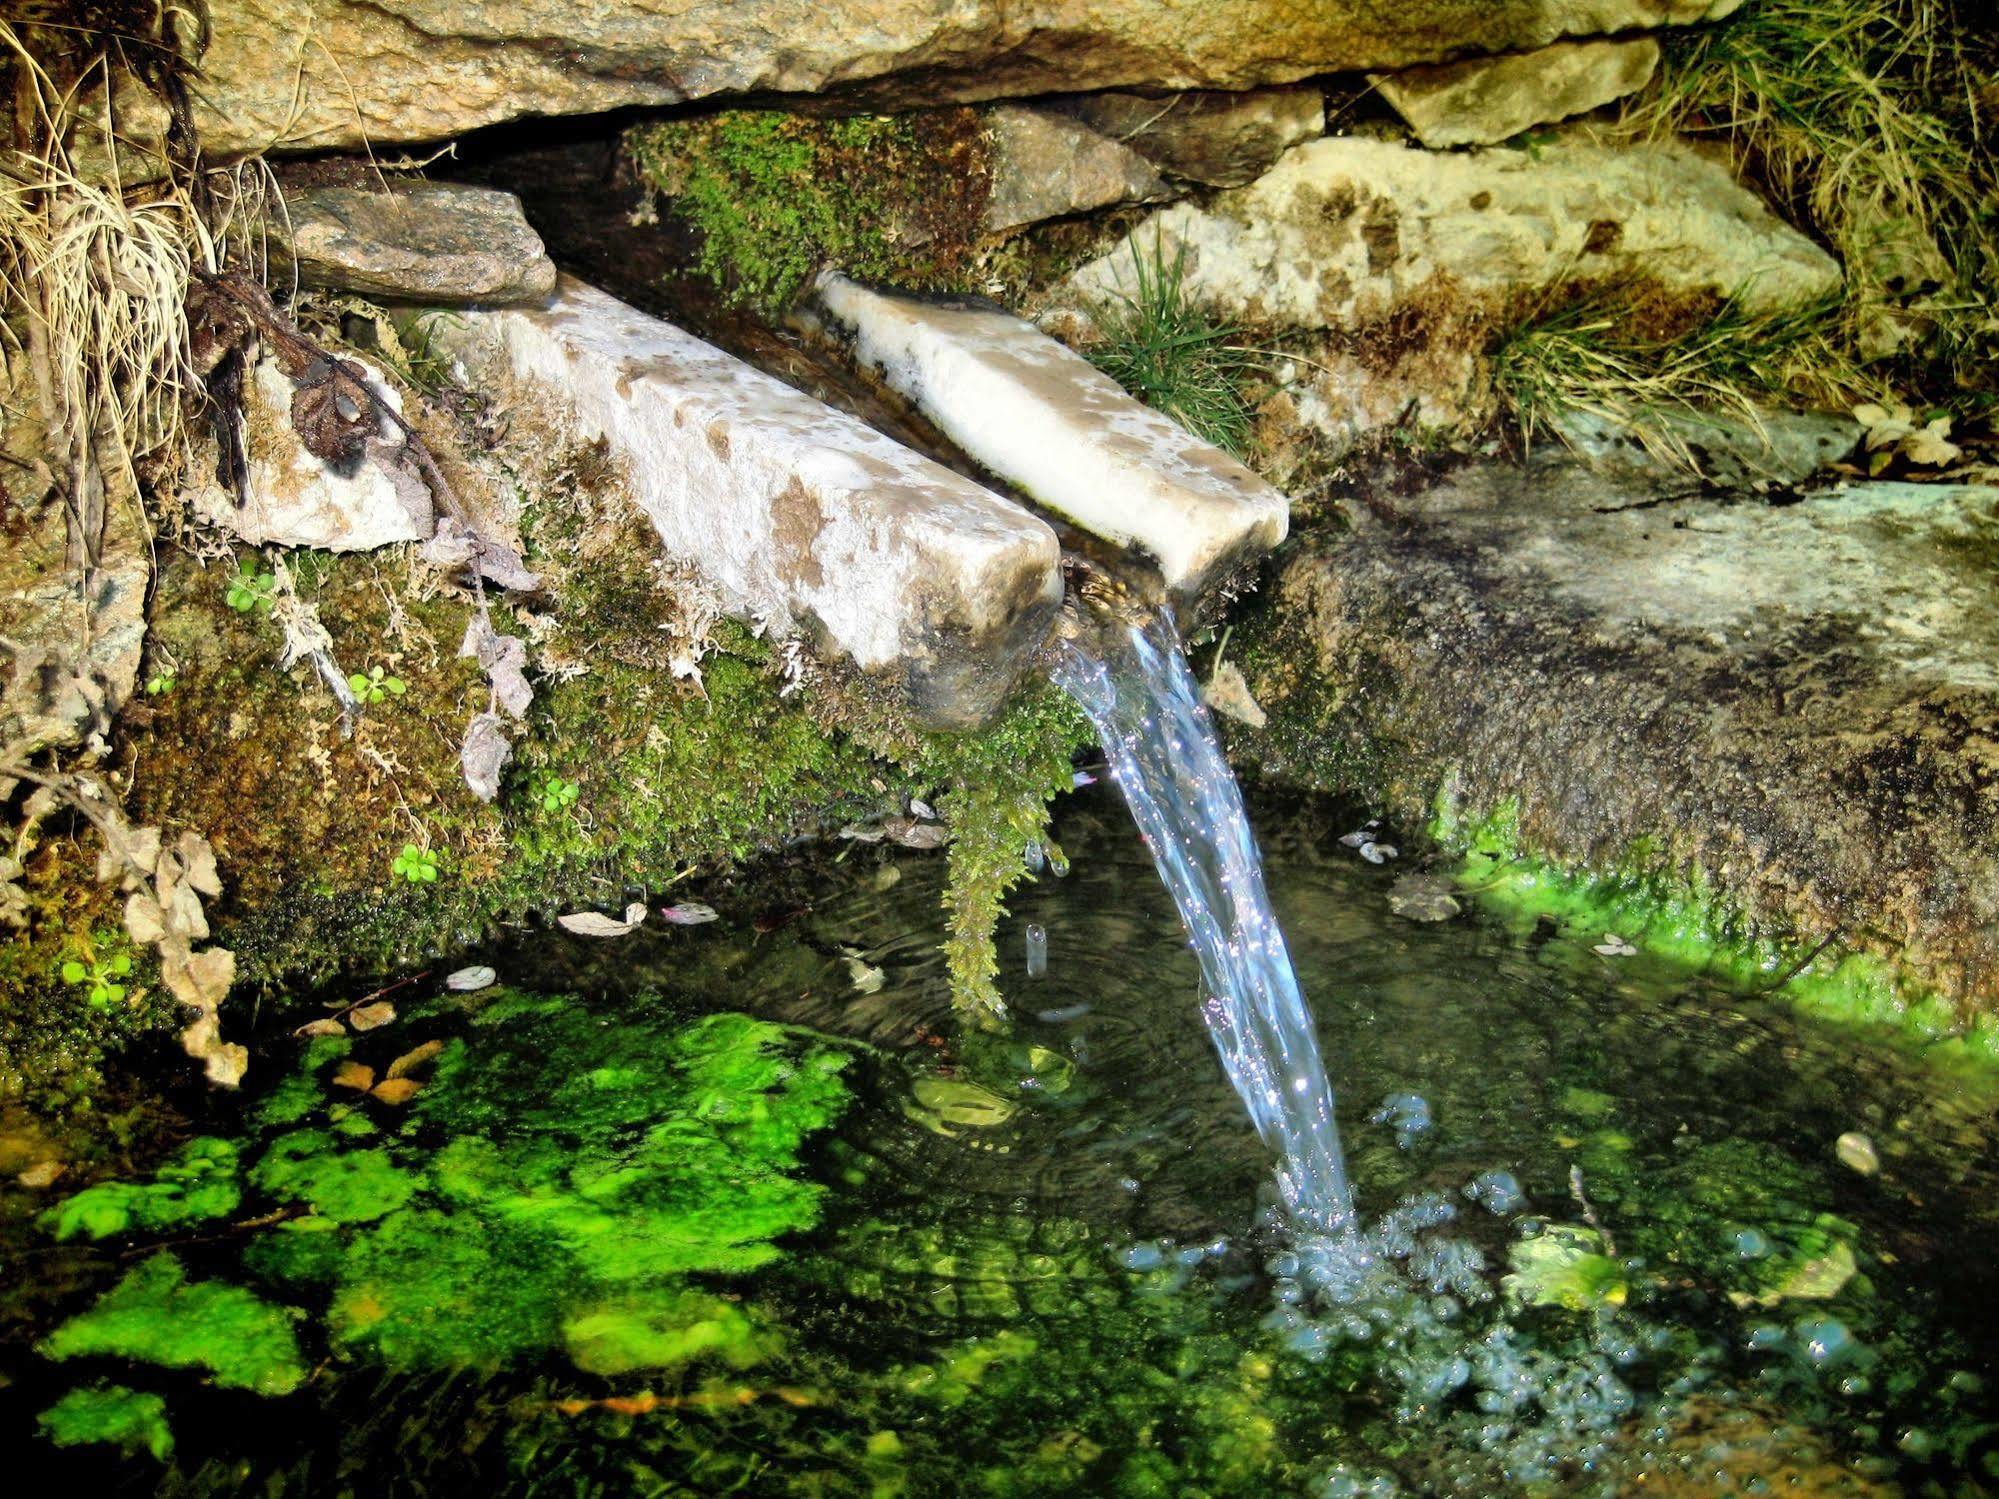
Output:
[{"xmin": 143, "ymin": 0, "xmax": 1742, "ymax": 159}]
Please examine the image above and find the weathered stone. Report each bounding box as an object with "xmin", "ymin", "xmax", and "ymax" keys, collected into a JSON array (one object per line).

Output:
[
  {"xmin": 1371, "ymin": 37, "xmax": 1660, "ymax": 149},
  {"xmin": 1236, "ymin": 461, "xmax": 1999, "ymax": 1015},
  {"xmin": 429, "ymin": 276, "xmax": 1063, "ymax": 728},
  {"xmin": 1054, "ymin": 130, "xmax": 1842, "ymax": 451},
  {"xmin": 982, "ymin": 106, "xmax": 1166, "ymax": 234},
  {"xmin": 1547, "ymin": 406, "xmax": 1861, "ymax": 486},
  {"xmin": 275, "ymin": 183, "xmax": 557, "ymax": 305},
  {"xmin": 809, "ymin": 272, "xmax": 1287, "ymax": 604},
  {"xmin": 120, "ymin": 0, "xmax": 1744, "ymax": 161},
  {"xmin": 1044, "ymin": 87, "xmax": 1325, "ymax": 187},
  {"xmin": 194, "ymin": 355, "xmax": 435, "ymax": 552}
]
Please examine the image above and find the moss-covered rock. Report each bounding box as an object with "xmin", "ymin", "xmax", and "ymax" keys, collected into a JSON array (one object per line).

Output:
[{"xmin": 1230, "ymin": 456, "xmax": 1999, "ymax": 1042}]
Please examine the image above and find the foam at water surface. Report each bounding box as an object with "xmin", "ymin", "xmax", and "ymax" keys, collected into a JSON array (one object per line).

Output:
[{"xmin": 1053, "ymin": 609, "xmax": 1354, "ymax": 1230}]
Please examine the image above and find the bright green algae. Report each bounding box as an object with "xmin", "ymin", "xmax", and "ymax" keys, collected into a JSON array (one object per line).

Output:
[
  {"xmin": 1431, "ymin": 792, "xmax": 1999, "ymax": 1072},
  {"xmin": 39, "ymin": 1253, "xmax": 307, "ymax": 1395},
  {"xmin": 29, "ymin": 988, "xmax": 857, "ymax": 1439},
  {"xmin": 37, "ymin": 1383, "xmax": 174, "ymax": 1461}
]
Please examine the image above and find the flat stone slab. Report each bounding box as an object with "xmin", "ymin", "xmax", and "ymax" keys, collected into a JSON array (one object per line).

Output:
[
  {"xmin": 278, "ymin": 182, "xmax": 557, "ymax": 304},
  {"xmin": 809, "ymin": 272, "xmax": 1287, "ymax": 604},
  {"xmin": 1238, "ymin": 462, "xmax": 1999, "ymax": 1014},
  {"xmin": 1372, "ymin": 36, "xmax": 1660, "ymax": 149},
  {"xmin": 1045, "ymin": 86, "xmax": 1325, "ymax": 187},
  {"xmin": 431, "ymin": 276, "xmax": 1063, "ymax": 728}
]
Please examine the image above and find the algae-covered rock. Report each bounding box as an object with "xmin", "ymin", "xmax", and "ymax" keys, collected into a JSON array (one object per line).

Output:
[
  {"xmin": 37, "ymin": 990, "xmax": 858, "ymax": 1385},
  {"xmin": 1234, "ymin": 461, "xmax": 1999, "ymax": 1025}
]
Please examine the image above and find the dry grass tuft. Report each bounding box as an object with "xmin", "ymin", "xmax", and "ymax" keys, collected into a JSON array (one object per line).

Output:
[
  {"xmin": 1621, "ymin": 0, "xmax": 1996, "ymax": 395},
  {"xmin": 1491, "ymin": 291, "xmax": 1877, "ymax": 472}
]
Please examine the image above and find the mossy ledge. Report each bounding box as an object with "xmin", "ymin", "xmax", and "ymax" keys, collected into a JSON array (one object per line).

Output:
[
  {"xmin": 0, "ymin": 401, "xmax": 1090, "ymax": 1103},
  {"xmin": 1226, "ymin": 460, "xmax": 1999, "ymax": 1060}
]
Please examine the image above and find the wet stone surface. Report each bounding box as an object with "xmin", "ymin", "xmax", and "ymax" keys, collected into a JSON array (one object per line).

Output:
[{"xmin": 1236, "ymin": 459, "xmax": 1999, "ymax": 1017}]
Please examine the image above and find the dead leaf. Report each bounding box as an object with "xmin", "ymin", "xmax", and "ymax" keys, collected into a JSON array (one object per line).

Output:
[
  {"xmin": 1387, "ymin": 873, "xmax": 1461, "ymax": 923},
  {"xmin": 387, "ymin": 1039, "xmax": 445, "ymax": 1079},
  {"xmin": 445, "ymin": 965, "xmax": 496, "ymax": 992},
  {"xmin": 460, "ymin": 711, "xmax": 513, "ymax": 803},
  {"xmin": 557, "ymin": 902, "xmax": 649, "ymax": 937},
  {"xmin": 291, "ymin": 357, "xmax": 377, "ymax": 466},
  {"xmin": 295, "ymin": 1017, "xmax": 346, "ymax": 1038},
  {"xmin": 16, "ymin": 1159, "xmax": 65, "ymax": 1189},
  {"xmin": 348, "ymin": 1000, "xmax": 397, "ymax": 1031},
  {"xmin": 1901, "ymin": 417, "xmax": 1961, "ymax": 468},
  {"xmin": 660, "ymin": 902, "xmax": 719, "ymax": 925},
  {"xmin": 424, "ymin": 515, "xmax": 541, "ymax": 592},
  {"xmin": 1202, "ymin": 660, "xmax": 1268, "ymax": 728},
  {"xmin": 840, "ymin": 949, "xmax": 886, "ymax": 994},
  {"xmin": 163, "ymin": 944, "xmax": 244, "ymax": 1086},
  {"xmin": 460, "ymin": 614, "xmax": 534, "ymax": 720},
  {"xmin": 370, "ymin": 1077, "xmax": 423, "ymax": 1106},
  {"xmin": 333, "ymin": 1060, "xmax": 376, "ymax": 1091}
]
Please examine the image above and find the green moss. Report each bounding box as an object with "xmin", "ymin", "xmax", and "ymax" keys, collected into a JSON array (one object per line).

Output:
[
  {"xmin": 1430, "ymin": 787, "xmax": 1999, "ymax": 1070},
  {"xmin": 33, "ymin": 989, "xmax": 859, "ymax": 1405},
  {"xmin": 248, "ymin": 1132, "xmax": 422, "ymax": 1224},
  {"xmin": 40, "ymin": 1253, "xmax": 307, "ymax": 1395},
  {"xmin": 626, "ymin": 109, "xmax": 993, "ymax": 317},
  {"xmin": 42, "ymin": 1136, "xmax": 241, "ymax": 1240},
  {"xmin": 37, "ymin": 1384, "xmax": 174, "ymax": 1461}
]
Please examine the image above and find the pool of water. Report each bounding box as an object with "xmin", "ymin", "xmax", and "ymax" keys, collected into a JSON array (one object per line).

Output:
[{"xmin": 4, "ymin": 787, "xmax": 1996, "ymax": 1494}]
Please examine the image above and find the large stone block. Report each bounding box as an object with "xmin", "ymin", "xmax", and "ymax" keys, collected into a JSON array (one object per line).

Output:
[
  {"xmin": 1056, "ymin": 131, "xmax": 1840, "ymax": 450},
  {"xmin": 1240, "ymin": 462, "xmax": 1999, "ymax": 1015},
  {"xmin": 430, "ymin": 277, "xmax": 1064, "ymax": 728},
  {"xmin": 117, "ymin": 1, "xmax": 1743, "ymax": 161}
]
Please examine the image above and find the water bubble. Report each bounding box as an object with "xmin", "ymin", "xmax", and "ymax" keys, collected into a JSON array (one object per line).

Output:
[
  {"xmin": 1023, "ymin": 840, "xmax": 1045, "ymax": 874},
  {"xmin": 1024, "ymin": 923, "xmax": 1048, "ymax": 978},
  {"xmin": 1793, "ymin": 1317, "xmax": 1856, "ymax": 1366},
  {"xmin": 1122, "ymin": 1242, "xmax": 1166, "ymax": 1272},
  {"xmin": 1731, "ymin": 1226, "xmax": 1771, "ymax": 1259},
  {"xmin": 1370, "ymin": 1092, "xmax": 1432, "ymax": 1149},
  {"xmin": 1465, "ymin": 1170, "xmax": 1526, "ymax": 1214}
]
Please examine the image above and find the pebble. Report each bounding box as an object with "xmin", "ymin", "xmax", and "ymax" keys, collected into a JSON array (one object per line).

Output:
[{"xmin": 1834, "ymin": 1130, "xmax": 1880, "ymax": 1175}]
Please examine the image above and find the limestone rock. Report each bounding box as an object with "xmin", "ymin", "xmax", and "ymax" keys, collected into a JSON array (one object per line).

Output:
[
  {"xmin": 123, "ymin": 0, "xmax": 1746, "ymax": 161},
  {"xmin": 1372, "ymin": 36, "xmax": 1660, "ymax": 149},
  {"xmin": 428, "ymin": 277, "xmax": 1064, "ymax": 728},
  {"xmin": 808, "ymin": 272, "xmax": 1287, "ymax": 604},
  {"xmin": 195, "ymin": 355, "xmax": 435, "ymax": 551},
  {"xmin": 1056, "ymin": 131, "xmax": 1841, "ymax": 450},
  {"xmin": 1237, "ymin": 462, "xmax": 1999, "ymax": 1014},
  {"xmin": 276, "ymin": 183, "xmax": 557, "ymax": 304},
  {"xmin": 1045, "ymin": 87, "xmax": 1325, "ymax": 186},
  {"xmin": 982, "ymin": 106, "xmax": 1166, "ymax": 234}
]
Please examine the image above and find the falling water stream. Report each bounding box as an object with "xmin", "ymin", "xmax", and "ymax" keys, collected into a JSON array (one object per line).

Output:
[{"xmin": 1053, "ymin": 609, "xmax": 1356, "ymax": 1234}]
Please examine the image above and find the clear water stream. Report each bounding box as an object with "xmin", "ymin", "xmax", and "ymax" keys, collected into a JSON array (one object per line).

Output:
[{"xmin": 1053, "ymin": 612, "xmax": 1355, "ymax": 1233}]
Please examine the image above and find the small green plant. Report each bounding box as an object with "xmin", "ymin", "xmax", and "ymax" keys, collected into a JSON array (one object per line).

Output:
[
  {"xmin": 224, "ymin": 558, "xmax": 276, "ymax": 614},
  {"xmin": 1086, "ymin": 234, "xmax": 1254, "ymax": 456},
  {"xmin": 144, "ymin": 671, "xmax": 175, "ymax": 696},
  {"xmin": 346, "ymin": 665, "xmax": 406, "ymax": 706},
  {"xmin": 531, "ymin": 772, "xmax": 580, "ymax": 815},
  {"xmin": 391, "ymin": 845, "xmax": 439, "ymax": 885},
  {"xmin": 61, "ymin": 947, "xmax": 134, "ymax": 1009}
]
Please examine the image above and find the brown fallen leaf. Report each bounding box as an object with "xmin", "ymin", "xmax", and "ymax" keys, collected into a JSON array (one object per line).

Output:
[
  {"xmin": 370, "ymin": 1077, "xmax": 423, "ymax": 1106},
  {"xmin": 295, "ymin": 1017, "xmax": 346, "ymax": 1038},
  {"xmin": 332, "ymin": 1060, "xmax": 376, "ymax": 1092},
  {"xmin": 348, "ymin": 1000, "xmax": 396, "ymax": 1031},
  {"xmin": 17, "ymin": 1159, "xmax": 66, "ymax": 1189},
  {"xmin": 386, "ymin": 1039, "xmax": 445, "ymax": 1079}
]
